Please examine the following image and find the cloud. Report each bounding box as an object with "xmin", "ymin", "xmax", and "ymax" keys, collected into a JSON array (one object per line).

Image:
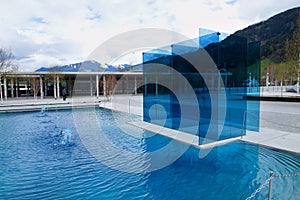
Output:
[
  {"xmin": 234, "ymin": 0, "xmax": 300, "ymax": 26},
  {"xmin": 0, "ymin": 0, "xmax": 299, "ymax": 71}
]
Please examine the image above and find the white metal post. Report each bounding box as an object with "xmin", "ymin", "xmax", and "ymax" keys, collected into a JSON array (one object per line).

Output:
[
  {"xmin": 297, "ymin": 69, "xmax": 299, "ymax": 94},
  {"xmin": 16, "ymin": 78, "xmax": 19, "ymax": 98},
  {"xmin": 96, "ymin": 75, "xmax": 99, "ymax": 98},
  {"xmin": 0, "ymin": 75, "xmax": 3, "ymax": 103},
  {"xmin": 54, "ymin": 76, "xmax": 57, "ymax": 99},
  {"xmin": 4, "ymin": 76, "xmax": 7, "ymax": 100},
  {"xmin": 103, "ymin": 75, "xmax": 106, "ymax": 99},
  {"xmin": 298, "ymin": 53, "xmax": 300, "ymax": 94},
  {"xmin": 266, "ymin": 72, "xmax": 269, "ymax": 92},
  {"xmin": 40, "ymin": 76, "xmax": 43, "ymax": 99},
  {"xmin": 280, "ymin": 80, "xmax": 283, "ymax": 97},
  {"xmin": 10, "ymin": 78, "xmax": 14, "ymax": 98},
  {"xmin": 268, "ymin": 172, "xmax": 274, "ymax": 200},
  {"xmin": 90, "ymin": 75, "xmax": 93, "ymax": 96},
  {"xmin": 134, "ymin": 75, "xmax": 137, "ymax": 95},
  {"xmin": 56, "ymin": 76, "xmax": 60, "ymax": 98}
]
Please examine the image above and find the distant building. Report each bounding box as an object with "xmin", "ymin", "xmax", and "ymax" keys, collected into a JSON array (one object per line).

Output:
[{"xmin": 2, "ymin": 60, "xmax": 142, "ymax": 99}]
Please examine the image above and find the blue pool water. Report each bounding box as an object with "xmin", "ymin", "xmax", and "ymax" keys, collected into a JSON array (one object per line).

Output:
[{"xmin": 0, "ymin": 108, "xmax": 300, "ymax": 200}]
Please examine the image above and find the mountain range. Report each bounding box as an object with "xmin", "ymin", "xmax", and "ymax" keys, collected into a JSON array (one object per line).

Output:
[
  {"xmin": 36, "ymin": 60, "xmax": 136, "ymax": 73},
  {"xmin": 234, "ymin": 6, "xmax": 299, "ymax": 63}
]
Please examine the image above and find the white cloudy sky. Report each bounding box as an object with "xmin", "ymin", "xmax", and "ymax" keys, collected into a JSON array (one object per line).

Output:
[{"xmin": 0, "ymin": 0, "xmax": 299, "ymax": 71}]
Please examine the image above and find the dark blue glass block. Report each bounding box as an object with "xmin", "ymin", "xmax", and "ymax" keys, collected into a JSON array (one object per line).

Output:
[
  {"xmin": 171, "ymin": 38, "xmax": 199, "ymax": 55},
  {"xmin": 199, "ymin": 28, "xmax": 229, "ymax": 48},
  {"xmin": 199, "ymin": 32, "xmax": 219, "ymax": 48},
  {"xmin": 143, "ymin": 46, "xmax": 172, "ymax": 63},
  {"xmin": 143, "ymin": 29, "xmax": 260, "ymax": 144}
]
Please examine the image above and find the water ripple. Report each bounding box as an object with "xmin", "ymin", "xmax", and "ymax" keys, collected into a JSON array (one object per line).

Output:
[{"xmin": 0, "ymin": 110, "xmax": 299, "ymax": 200}]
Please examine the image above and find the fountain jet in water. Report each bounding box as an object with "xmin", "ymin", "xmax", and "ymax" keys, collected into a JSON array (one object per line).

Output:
[{"xmin": 61, "ymin": 128, "xmax": 72, "ymax": 145}]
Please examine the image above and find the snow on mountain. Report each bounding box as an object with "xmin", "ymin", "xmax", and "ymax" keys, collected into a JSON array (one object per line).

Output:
[{"xmin": 35, "ymin": 60, "xmax": 138, "ymax": 72}]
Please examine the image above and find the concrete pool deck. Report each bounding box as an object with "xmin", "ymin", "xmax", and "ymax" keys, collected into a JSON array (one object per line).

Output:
[
  {"xmin": 1, "ymin": 95, "xmax": 299, "ymax": 154},
  {"xmin": 242, "ymin": 128, "xmax": 300, "ymax": 154},
  {"xmin": 99, "ymin": 95, "xmax": 300, "ymax": 154},
  {"xmin": 0, "ymin": 96, "xmax": 102, "ymax": 112}
]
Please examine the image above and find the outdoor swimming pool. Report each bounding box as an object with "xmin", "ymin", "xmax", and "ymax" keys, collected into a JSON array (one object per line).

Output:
[{"xmin": 0, "ymin": 108, "xmax": 299, "ymax": 199}]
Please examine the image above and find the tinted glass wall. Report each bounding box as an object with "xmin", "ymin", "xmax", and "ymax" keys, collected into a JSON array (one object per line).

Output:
[{"xmin": 143, "ymin": 29, "xmax": 260, "ymax": 144}]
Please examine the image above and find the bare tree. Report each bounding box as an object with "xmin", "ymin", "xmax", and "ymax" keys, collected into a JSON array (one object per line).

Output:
[
  {"xmin": 106, "ymin": 74, "xmax": 117, "ymax": 97},
  {"xmin": 29, "ymin": 77, "xmax": 40, "ymax": 99},
  {"xmin": 267, "ymin": 64, "xmax": 277, "ymax": 85},
  {"xmin": 0, "ymin": 48, "xmax": 14, "ymax": 102}
]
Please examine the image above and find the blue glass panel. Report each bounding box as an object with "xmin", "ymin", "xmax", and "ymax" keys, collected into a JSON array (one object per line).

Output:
[{"xmin": 143, "ymin": 29, "xmax": 260, "ymax": 144}]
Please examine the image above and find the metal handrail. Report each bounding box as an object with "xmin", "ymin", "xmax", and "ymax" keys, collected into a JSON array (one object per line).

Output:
[{"xmin": 246, "ymin": 171, "xmax": 300, "ymax": 200}]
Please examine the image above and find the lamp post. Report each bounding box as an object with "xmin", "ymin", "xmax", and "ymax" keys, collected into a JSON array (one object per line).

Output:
[
  {"xmin": 249, "ymin": 72, "xmax": 252, "ymax": 87},
  {"xmin": 297, "ymin": 68, "xmax": 299, "ymax": 94},
  {"xmin": 297, "ymin": 52, "xmax": 300, "ymax": 94}
]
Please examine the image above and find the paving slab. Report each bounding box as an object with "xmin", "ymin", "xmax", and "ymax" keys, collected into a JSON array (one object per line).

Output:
[
  {"xmin": 0, "ymin": 96, "xmax": 102, "ymax": 113},
  {"xmin": 242, "ymin": 128, "xmax": 300, "ymax": 154}
]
